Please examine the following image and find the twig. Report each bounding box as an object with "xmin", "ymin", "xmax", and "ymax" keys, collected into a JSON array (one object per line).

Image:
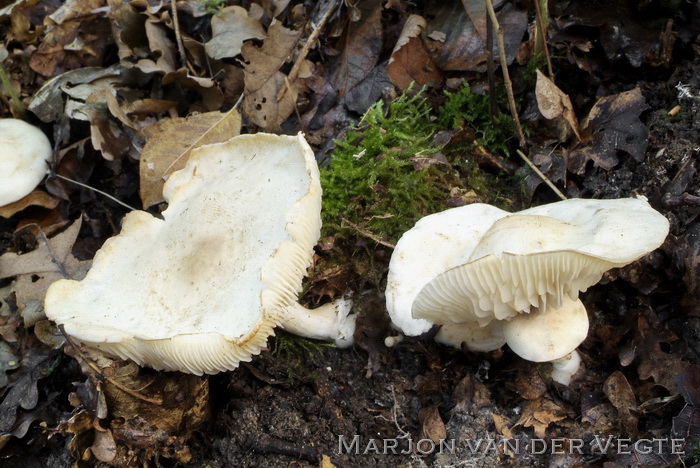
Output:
[
  {"xmin": 482, "ymin": 0, "xmax": 527, "ymax": 148},
  {"xmin": 533, "ymin": 0, "xmax": 553, "ymax": 77},
  {"xmin": 51, "ymin": 174, "xmax": 137, "ymax": 211},
  {"xmin": 277, "ymin": 0, "xmax": 339, "ymax": 101},
  {"xmin": 485, "ymin": 10, "xmax": 497, "ymax": 117},
  {"xmin": 662, "ymin": 192, "xmax": 700, "ymax": 207},
  {"xmin": 58, "ymin": 325, "xmax": 163, "ymax": 405},
  {"xmin": 516, "ymin": 149, "xmax": 566, "ymax": 200},
  {"xmin": 340, "ymin": 216, "xmax": 395, "ymax": 249},
  {"xmin": 170, "ymin": 0, "xmax": 187, "ymax": 68}
]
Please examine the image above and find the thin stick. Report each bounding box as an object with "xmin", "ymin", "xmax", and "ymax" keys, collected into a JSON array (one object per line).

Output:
[
  {"xmin": 277, "ymin": 0, "xmax": 339, "ymax": 101},
  {"xmin": 340, "ymin": 216, "xmax": 395, "ymax": 249},
  {"xmin": 485, "ymin": 9, "xmax": 497, "ymax": 117},
  {"xmin": 533, "ymin": 0, "xmax": 553, "ymax": 77},
  {"xmin": 483, "ymin": 0, "xmax": 527, "ymax": 148},
  {"xmin": 58, "ymin": 325, "xmax": 163, "ymax": 405},
  {"xmin": 52, "ymin": 174, "xmax": 137, "ymax": 211},
  {"xmin": 516, "ymin": 149, "xmax": 566, "ymax": 200},
  {"xmin": 171, "ymin": 0, "xmax": 187, "ymax": 68}
]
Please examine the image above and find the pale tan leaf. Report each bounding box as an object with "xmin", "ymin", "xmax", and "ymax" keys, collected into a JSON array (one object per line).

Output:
[
  {"xmin": 205, "ymin": 6, "xmax": 266, "ymax": 60},
  {"xmin": 241, "ymin": 21, "xmax": 301, "ymax": 130},
  {"xmin": 0, "ymin": 191, "xmax": 59, "ymax": 219},
  {"xmin": 139, "ymin": 109, "xmax": 242, "ymax": 207},
  {"xmin": 535, "ymin": 70, "xmax": 581, "ymax": 141}
]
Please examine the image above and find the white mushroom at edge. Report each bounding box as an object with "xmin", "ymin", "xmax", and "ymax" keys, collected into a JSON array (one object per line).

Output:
[
  {"xmin": 0, "ymin": 118, "xmax": 52, "ymax": 207},
  {"xmin": 389, "ymin": 197, "xmax": 669, "ymax": 384},
  {"xmin": 45, "ymin": 133, "xmax": 355, "ymax": 375}
]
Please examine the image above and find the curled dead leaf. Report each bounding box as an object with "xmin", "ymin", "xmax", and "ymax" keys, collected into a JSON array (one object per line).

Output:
[{"xmin": 139, "ymin": 109, "xmax": 241, "ymax": 207}]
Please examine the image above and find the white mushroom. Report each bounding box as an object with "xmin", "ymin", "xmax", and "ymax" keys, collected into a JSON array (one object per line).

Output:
[
  {"xmin": 385, "ymin": 203, "xmax": 508, "ymax": 343},
  {"xmin": 45, "ymin": 133, "xmax": 355, "ymax": 375},
  {"xmin": 0, "ymin": 119, "xmax": 52, "ymax": 207},
  {"xmin": 388, "ymin": 197, "xmax": 669, "ymax": 384}
]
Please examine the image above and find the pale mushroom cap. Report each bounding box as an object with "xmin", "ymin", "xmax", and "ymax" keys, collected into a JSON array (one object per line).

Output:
[
  {"xmin": 385, "ymin": 203, "xmax": 509, "ymax": 336},
  {"xmin": 412, "ymin": 197, "xmax": 669, "ymax": 325},
  {"xmin": 0, "ymin": 119, "xmax": 52, "ymax": 206},
  {"xmin": 45, "ymin": 133, "xmax": 321, "ymax": 374},
  {"xmin": 501, "ymin": 296, "xmax": 588, "ymax": 362}
]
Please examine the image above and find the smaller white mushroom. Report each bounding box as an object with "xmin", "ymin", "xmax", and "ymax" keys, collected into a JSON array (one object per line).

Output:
[
  {"xmin": 0, "ymin": 119, "xmax": 52, "ymax": 207},
  {"xmin": 388, "ymin": 197, "xmax": 669, "ymax": 384}
]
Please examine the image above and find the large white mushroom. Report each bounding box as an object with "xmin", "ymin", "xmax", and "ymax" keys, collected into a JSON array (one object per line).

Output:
[
  {"xmin": 45, "ymin": 133, "xmax": 355, "ymax": 375},
  {"xmin": 0, "ymin": 119, "xmax": 52, "ymax": 207},
  {"xmin": 387, "ymin": 197, "xmax": 669, "ymax": 384}
]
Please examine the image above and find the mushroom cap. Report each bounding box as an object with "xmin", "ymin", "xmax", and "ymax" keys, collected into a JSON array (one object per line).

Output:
[
  {"xmin": 0, "ymin": 119, "xmax": 52, "ymax": 206},
  {"xmin": 385, "ymin": 203, "xmax": 508, "ymax": 336},
  {"xmin": 502, "ymin": 295, "xmax": 588, "ymax": 362},
  {"xmin": 412, "ymin": 197, "xmax": 669, "ymax": 326},
  {"xmin": 45, "ymin": 133, "xmax": 321, "ymax": 374}
]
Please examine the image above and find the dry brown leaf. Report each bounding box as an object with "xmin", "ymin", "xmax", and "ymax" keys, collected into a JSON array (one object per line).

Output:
[
  {"xmin": 492, "ymin": 413, "xmax": 513, "ymax": 439},
  {"xmin": 320, "ymin": 454, "xmax": 336, "ymax": 468},
  {"xmin": 515, "ymin": 398, "xmax": 572, "ymax": 438},
  {"xmin": 535, "ymin": 70, "xmax": 581, "ymax": 141},
  {"xmin": 570, "ymin": 87, "xmax": 648, "ymax": 172},
  {"xmin": 241, "ymin": 21, "xmax": 301, "ymax": 130},
  {"xmin": 205, "ymin": 6, "xmax": 266, "ymax": 60},
  {"xmin": 424, "ymin": 0, "xmax": 527, "ymax": 72},
  {"xmin": 418, "ymin": 405, "xmax": 447, "ymax": 443},
  {"xmin": 139, "ymin": 108, "xmax": 242, "ymax": 208},
  {"xmin": 386, "ymin": 15, "xmax": 443, "ymax": 90},
  {"xmin": 331, "ymin": 0, "xmax": 383, "ymax": 95},
  {"xmin": 0, "ymin": 219, "xmax": 90, "ymax": 315},
  {"xmin": 0, "ymin": 191, "xmax": 59, "ymax": 219},
  {"xmin": 603, "ymin": 371, "xmax": 638, "ymax": 433},
  {"xmin": 135, "ymin": 19, "xmax": 176, "ymax": 74}
]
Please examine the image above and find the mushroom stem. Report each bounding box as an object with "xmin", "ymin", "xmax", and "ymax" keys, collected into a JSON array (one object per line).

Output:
[
  {"xmin": 550, "ymin": 350, "xmax": 581, "ymax": 385},
  {"xmin": 279, "ymin": 297, "xmax": 355, "ymax": 347}
]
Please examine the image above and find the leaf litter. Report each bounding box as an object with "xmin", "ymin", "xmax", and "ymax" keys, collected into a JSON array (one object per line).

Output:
[{"xmin": 0, "ymin": 0, "xmax": 698, "ymax": 466}]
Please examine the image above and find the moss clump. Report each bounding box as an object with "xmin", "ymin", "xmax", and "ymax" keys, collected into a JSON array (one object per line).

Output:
[
  {"xmin": 320, "ymin": 85, "xmax": 514, "ymax": 245},
  {"xmin": 436, "ymin": 82, "xmax": 515, "ymax": 154}
]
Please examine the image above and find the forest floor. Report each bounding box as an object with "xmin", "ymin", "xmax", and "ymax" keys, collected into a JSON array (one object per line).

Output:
[{"xmin": 0, "ymin": 0, "xmax": 699, "ymax": 467}]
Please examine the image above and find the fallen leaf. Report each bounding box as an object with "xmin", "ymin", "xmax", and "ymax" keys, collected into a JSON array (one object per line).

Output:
[
  {"xmin": 241, "ymin": 21, "xmax": 301, "ymax": 130},
  {"xmin": 672, "ymin": 365, "xmax": 700, "ymax": 440},
  {"xmin": 0, "ymin": 219, "xmax": 91, "ymax": 315},
  {"xmin": 515, "ymin": 398, "xmax": 573, "ymax": 438},
  {"xmin": 570, "ymin": 87, "xmax": 648, "ymax": 172},
  {"xmin": 535, "ymin": 70, "xmax": 581, "ymax": 141},
  {"xmin": 205, "ymin": 6, "xmax": 266, "ymax": 60},
  {"xmin": 331, "ymin": 0, "xmax": 383, "ymax": 96},
  {"xmin": 603, "ymin": 371, "xmax": 638, "ymax": 434},
  {"xmin": 28, "ymin": 64, "xmax": 126, "ymax": 123},
  {"xmin": 0, "ymin": 191, "xmax": 59, "ymax": 219},
  {"xmin": 135, "ymin": 19, "xmax": 176, "ymax": 74},
  {"xmin": 91, "ymin": 428, "xmax": 117, "ymax": 463},
  {"xmin": 492, "ymin": 413, "xmax": 513, "ymax": 438},
  {"xmin": 139, "ymin": 109, "xmax": 242, "ymax": 207},
  {"xmin": 0, "ymin": 347, "xmax": 56, "ymax": 432},
  {"xmin": 387, "ymin": 15, "xmax": 443, "ymax": 90},
  {"xmin": 418, "ymin": 405, "xmax": 447, "ymax": 443},
  {"xmin": 618, "ymin": 310, "xmax": 688, "ymax": 394},
  {"xmin": 424, "ymin": 0, "xmax": 527, "ymax": 71}
]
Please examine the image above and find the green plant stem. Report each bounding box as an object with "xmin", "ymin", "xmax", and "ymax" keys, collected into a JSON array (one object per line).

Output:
[{"xmin": 0, "ymin": 63, "xmax": 26, "ymax": 117}]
